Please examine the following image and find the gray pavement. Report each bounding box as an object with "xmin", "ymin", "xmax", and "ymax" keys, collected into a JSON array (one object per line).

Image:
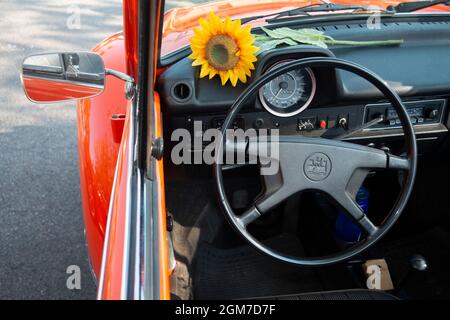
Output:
[
  {"xmin": 0, "ymin": 0, "xmax": 123, "ymax": 300},
  {"xmin": 0, "ymin": 0, "xmax": 207, "ymax": 300}
]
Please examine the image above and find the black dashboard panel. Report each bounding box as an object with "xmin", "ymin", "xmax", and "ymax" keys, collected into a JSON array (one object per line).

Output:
[
  {"xmin": 158, "ymin": 16, "xmax": 450, "ymax": 115},
  {"xmin": 158, "ymin": 15, "xmax": 450, "ymax": 152},
  {"xmin": 157, "ymin": 46, "xmax": 337, "ymax": 115},
  {"xmin": 326, "ymin": 20, "xmax": 450, "ymax": 100}
]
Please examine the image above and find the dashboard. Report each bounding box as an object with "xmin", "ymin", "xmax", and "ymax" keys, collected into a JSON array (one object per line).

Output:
[{"xmin": 157, "ymin": 15, "xmax": 450, "ymax": 154}]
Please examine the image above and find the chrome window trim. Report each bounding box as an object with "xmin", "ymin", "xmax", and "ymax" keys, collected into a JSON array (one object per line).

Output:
[
  {"xmin": 120, "ymin": 99, "xmax": 136, "ymax": 299},
  {"xmin": 96, "ymin": 98, "xmax": 138, "ymax": 300},
  {"xmin": 343, "ymin": 127, "xmax": 448, "ymax": 141}
]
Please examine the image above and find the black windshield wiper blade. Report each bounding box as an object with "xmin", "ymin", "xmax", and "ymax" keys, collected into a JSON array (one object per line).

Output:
[
  {"xmin": 241, "ymin": 2, "xmax": 382, "ymax": 25},
  {"xmin": 268, "ymin": 3, "xmax": 382, "ymax": 21},
  {"xmin": 388, "ymin": 0, "xmax": 449, "ymax": 13}
]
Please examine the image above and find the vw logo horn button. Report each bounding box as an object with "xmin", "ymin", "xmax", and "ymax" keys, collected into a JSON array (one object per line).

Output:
[{"xmin": 303, "ymin": 152, "xmax": 332, "ymax": 181}]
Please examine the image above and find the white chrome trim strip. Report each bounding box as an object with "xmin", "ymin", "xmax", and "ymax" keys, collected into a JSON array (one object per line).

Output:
[
  {"xmin": 132, "ymin": 168, "xmax": 142, "ymax": 299},
  {"xmin": 344, "ymin": 127, "xmax": 448, "ymax": 140},
  {"xmin": 96, "ymin": 145, "xmax": 121, "ymax": 300},
  {"xmin": 96, "ymin": 99, "xmax": 136, "ymax": 300},
  {"xmin": 120, "ymin": 100, "xmax": 136, "ymax": 300}
]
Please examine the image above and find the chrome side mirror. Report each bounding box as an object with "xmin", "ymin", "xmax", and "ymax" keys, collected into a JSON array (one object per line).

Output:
[{"xmin": 21, "ymin": 52, "xmax": 105, "ymax": 103}]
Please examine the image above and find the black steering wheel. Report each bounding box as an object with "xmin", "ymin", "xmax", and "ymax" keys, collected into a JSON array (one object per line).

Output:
[{"xmin": 214, "ymin": 57, "xmax": 417, "ymax": 266}]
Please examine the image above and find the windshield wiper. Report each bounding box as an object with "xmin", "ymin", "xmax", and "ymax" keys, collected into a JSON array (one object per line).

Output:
[
  {"xmin": 267, "ymin": 3, "xmax": 386, "ymax": 22},
  {"xmin": 275, "ymin": 3, "xmax": 377, "ymax": 17},
  {"xmin": 388, "ymin": 0, "xmax": 450, "ymax": 13},
  {"xmin": 241, "ymin": 1, "xmax": 448, "ymax": 26},
  {"xmin": 241, "ymin": 2, "xmax": 384, "ymax": 25}
]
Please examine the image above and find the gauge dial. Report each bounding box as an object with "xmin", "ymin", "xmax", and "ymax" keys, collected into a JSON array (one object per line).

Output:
[{"xmin": 259, "ymin": 61, "xmax": 316, "ymax": 117}]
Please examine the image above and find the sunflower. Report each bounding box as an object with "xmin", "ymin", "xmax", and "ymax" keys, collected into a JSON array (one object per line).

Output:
[{"xmin": 189, "ymin": 12, "xmax": 258, "ymax": 87}]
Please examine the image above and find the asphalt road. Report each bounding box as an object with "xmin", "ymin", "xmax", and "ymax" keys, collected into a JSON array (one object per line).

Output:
[{"xmin": 0, "ymin": 0, "xmax": 123, "ymax": 300}]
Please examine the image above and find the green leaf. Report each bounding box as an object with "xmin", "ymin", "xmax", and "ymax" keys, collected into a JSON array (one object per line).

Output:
[
  {"xmin": 261, "ymin": 26, "xmax": 328, "ymax": 48},
  {"xmin": 254, "ymin": 38, "xmax": 297, "ymax": 55},
  {"xmin": 253, "ymin": 27, "xmax": 403, "ymax": 55},
  {"xmin": 260, "ymin": 26, "xmax": 292, "ymax": 39}
]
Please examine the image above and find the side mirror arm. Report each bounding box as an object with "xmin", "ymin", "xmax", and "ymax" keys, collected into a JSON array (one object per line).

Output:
[{"xmin": 105, "ymin": 68, "xmax": 135, "ymax": 100}]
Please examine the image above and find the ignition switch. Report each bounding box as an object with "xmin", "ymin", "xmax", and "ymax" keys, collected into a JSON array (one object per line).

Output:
[{"xmin": 338, "ymin": 116, "xmax": 348, "ymax": 129}]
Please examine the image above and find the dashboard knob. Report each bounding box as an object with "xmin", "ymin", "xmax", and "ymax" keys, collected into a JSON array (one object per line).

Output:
[
  {"xmin": 427, "ymin": 109, "xmax": 439, "ymax": 120},
  {"xmin": 338, "ymin": 117, "xmax": 348, "ymax": 129},
  {"xmin": 253, "ymin": 118, "xmax": 264, "ymax": 129}
]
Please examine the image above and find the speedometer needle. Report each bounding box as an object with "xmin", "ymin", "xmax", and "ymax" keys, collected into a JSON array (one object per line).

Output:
[{"xmin": 275, "ymin": 88, "xmax": 283, "ymax": 97}]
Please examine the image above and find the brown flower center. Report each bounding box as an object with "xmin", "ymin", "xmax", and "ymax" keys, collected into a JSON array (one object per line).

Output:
[{"xmin": 205, "ymin": 35, "xmax": 240, "ymax": 71}]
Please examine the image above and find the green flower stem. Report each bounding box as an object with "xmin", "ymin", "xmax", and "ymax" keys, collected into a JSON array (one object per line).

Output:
[
  {"xmin": 325, "ymin": 39, "xmax": 404, "ymax": 46},
  {"xmin": 254, "ymin": 35, "xmax": 403, "ymax": 46}
]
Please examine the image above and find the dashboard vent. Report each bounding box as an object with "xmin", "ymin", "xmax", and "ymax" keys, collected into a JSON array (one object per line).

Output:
[
  {"xmin": 172, "ymin": 82, "xmax": 191, "ymax": 101},
  {"xmin": 313, "ymin": 20, "xmax": 450, "ymax": 33}
]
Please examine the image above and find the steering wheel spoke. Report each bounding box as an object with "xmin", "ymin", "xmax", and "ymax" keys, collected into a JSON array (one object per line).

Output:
[
  {"xmin": 236, "ymin": 206, "xmax": 262, "ymax": 228},
  {"xmin": 333, "ymin": 191, "xmax": 378, "ymax": 236},
  {"xmin": 387, "ymin": 154, "xmax": 410, "ymax": 171}
]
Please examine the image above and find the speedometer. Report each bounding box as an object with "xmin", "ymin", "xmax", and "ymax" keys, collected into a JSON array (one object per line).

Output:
[{"xmin": 259, "ymin": 61, "xmax": 316, "ymax": 117}]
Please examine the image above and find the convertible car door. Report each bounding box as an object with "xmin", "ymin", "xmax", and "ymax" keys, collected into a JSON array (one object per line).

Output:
[{"xmin": 97, "ymin": 0, "xmax": 169, "ymax": 300}]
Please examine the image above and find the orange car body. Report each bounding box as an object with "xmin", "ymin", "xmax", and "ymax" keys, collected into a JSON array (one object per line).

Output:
[{"xmin": 75, "ymin": 0, "xmax": 450, "ymax": 299}]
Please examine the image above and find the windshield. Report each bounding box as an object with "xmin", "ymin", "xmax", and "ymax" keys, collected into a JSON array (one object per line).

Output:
[
  {"xmin": 162, "ymin": 0, "xmax": 324, "ymax": 57},
  {"xmin": 161, "ymin": 0, "xmax": 450, "ymax": 58}
]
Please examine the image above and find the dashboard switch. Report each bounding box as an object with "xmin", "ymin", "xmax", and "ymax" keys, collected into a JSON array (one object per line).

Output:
[
  {"xmin": 298, "ymin": 117, "xmax": 316, "ymax": 131},
  {"xmin": 319, "ymin": 120, "xmax": 327, "ymax": 129},
  {"xmin": 327, "ymin": 118, "xmax": 336, "ymax": 128},
  {"xmin": 427, "ymin": 109, "xmax": 440, "ymax": 120},
  {"xmin": 338, "ymin": 116, "xmax": 348, "ymax": 129}
]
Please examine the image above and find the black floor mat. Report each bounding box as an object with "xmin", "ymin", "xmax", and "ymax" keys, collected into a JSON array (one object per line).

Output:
[
  {"xmin": 193, "ymin": 234, "xmax": 324, "ymax": 299},
  {"xmin": 381, "ymin": 227, "xmax": 450, "ymax": 299}
]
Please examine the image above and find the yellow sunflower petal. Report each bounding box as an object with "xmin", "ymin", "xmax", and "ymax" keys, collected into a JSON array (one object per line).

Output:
[
  {"xmin": 193, "ymin": 27, "xmax": 209, "ymax": 39},
  {"xmin": 209, "ymin": 11, "xmax": 222, "ymax": 35},
  {"xmin": 219, "ymin": 71, "xmax": 229, "ymax": 86},
  {"xmin": 224, "ymin": 17, "xmax": 233, "ymax": 36},
  {"xmin": 237, "ymin": 34, "xmax": 254, "ymax": 43},
  {"xmin": 240, "ymin": 55, "xmax": 257, "ymax": 64},
  {"xmin": 200, "ymin": 64, "xmax": 211, "ymax": 78},
  {"xmin": 199, "ymin": 18, "xmax": 210, "ymax": 34},
  {"xmin": 208, "ymin": 68, "xmax": 218, "ymax": 79},
  {"xmin": 229, "ymin": 70, "xmax": 238, "ymax": 87},
  {"xmin": 192, "ymin": 57, "xmax": 207, "ymax": 67},
  {"xmin": 239, "ymin": 62, "xmax": 252, "ymax": 77},
  {"xmin": 236, "ymin": 68, "xmax": 247, "ymax": 83},
  {"xmin": 190, "ymin": 37, "xmax": 207, "ymax": 47},
  {"xmin": 231, "ymin": 19, "xmax": 241, "ymax": 35}
]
